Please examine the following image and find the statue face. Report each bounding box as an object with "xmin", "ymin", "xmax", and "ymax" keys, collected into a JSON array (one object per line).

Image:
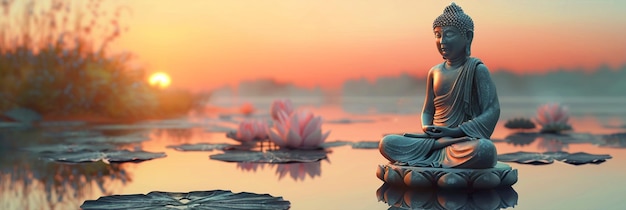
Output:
[{"xmin": 434, "ymin": 26, "xmax": 466, "ymax": 60}]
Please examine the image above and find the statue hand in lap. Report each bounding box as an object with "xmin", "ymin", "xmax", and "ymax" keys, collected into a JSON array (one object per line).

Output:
[
  {"xmin": 379, "ymin": 3, "xmax": 499, "ymax": 169},
  {"xmin": 422, "ymin": 125, "xmax": 465, "ymax": 138}
]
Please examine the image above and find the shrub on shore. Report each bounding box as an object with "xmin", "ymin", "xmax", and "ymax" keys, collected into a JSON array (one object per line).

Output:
[{"xmin": 0, "ymin": 0, "xmax": 206, "ymax": 120}]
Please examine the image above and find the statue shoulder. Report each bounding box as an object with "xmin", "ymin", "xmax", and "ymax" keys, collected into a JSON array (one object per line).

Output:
[
  {"xmin": 474, "ymin": 63, "xmax": 495, "ymax": 81},
  {"xmin": 428, "ymin": 63, "xmax": 445, "ymax": 75},
  {"xmin": 476, "ymin": 63, "xmax": 490, "ymax": 74}
]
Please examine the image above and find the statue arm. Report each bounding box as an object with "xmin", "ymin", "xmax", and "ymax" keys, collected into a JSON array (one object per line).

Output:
[
  {"xmin": 459, "ymin": 64, "xmax": 500, "ymax": 139},
  {"xmin": 421, "ymin": 68, "xmax": 435, "ymax": 130}
]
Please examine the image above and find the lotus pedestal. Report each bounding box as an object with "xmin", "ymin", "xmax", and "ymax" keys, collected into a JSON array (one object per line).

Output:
[{"xmin": 376, "ymin": 162, "xmax": 518, "ymax": 189}]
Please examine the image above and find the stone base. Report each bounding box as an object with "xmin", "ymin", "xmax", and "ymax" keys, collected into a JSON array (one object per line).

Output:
[{"xmin": 376, "ymin": 162, "xmax": 517, "ymax": 189}]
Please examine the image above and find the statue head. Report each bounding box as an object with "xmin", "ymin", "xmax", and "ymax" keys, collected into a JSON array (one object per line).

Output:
[{"xmin": 433, "ymin": 3, "xmax": 474, "ymax": 60}]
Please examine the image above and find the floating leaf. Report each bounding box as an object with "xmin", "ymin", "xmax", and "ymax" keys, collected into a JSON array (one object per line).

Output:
[
  {"xmin": 498, "ymin": 152, "xmax": 557, "ymax": 165},
  {"xmin": 498, "ymin": 151, "xmax": 611, "ymax": 165},
  {"xmin": 599, "ymin": 133, "xmax": 626, "ymax": 148},
  {"xmin": 554, "ymin": 152, "xmax": 612, "ymax": 165},
  {"xmin": 93, "ymin": 120, "xmax": 198, "ymax": 130},
  {"xmin": 167, "ymin": 143, "xmax": 232, "ymax": 151},
  {"xmin": 39, "ymin": 121, "xmax": 87, "ymax": 127},
  {"xmin": 205, "ymin": 124, "xmax": 236, "ymax": 133},
  {"xmin": 351, "ymin": 141, "xmax": 379, "ymax": 149},
  {"xmin": 319, "ymin": 140, "xmax": 351, "ymax": 148},
  {"xmin": 43, "ymin": 130, "xmax": 102, "ymax": 139},
  {"xmin": 0, "ymin": 121, "xmax": 30, "ymax": 128},
  {"xmin": 3, "ymin": 107, "xmax": 42, "ymax": 124},
  {"xmin": 504, "ymin": 118, "xmax": 536, "ymax": 129},
  {"xmin": 540, "ymin": 123, "xmax": 573, "ymax": 134},
  {"xmin": 42, "ymin": 150, "xmax": 166, "ymax": 163},
  {"xmin": 210, "ymin": 150, "xmax": 327, "ymax": 163},
  {"xmin": 23, "ymin": 144, "xmax": 116, "ymax": 153},
  {"xmin": 65, "ymin": 134, "xmax": 149, "ymax": 144},
  {"xmin": 325, "ymin": 118, "xmax": 375, "ymax": 124},
  {"xmin": 81, "ymin": 190, "xmax": 290, "ymax": 210}
]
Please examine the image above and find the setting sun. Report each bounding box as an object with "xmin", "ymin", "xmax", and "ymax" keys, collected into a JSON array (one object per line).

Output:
[{"xmin": 148, "ymin": 72, "xmax": 171, "ymax": 89}]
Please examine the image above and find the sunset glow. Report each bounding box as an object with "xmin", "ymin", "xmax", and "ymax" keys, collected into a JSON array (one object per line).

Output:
[
  {"xmin": 108, "ymin": 1, "xmax": 626, "ymax": 91},
  {"xmin": 148, "ymin": 72, "xmax": 172, "ymax": 89}
]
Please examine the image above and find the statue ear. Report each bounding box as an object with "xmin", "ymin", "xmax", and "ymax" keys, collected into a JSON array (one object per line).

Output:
[
  {"xmin": 465, "ymin": 30, "xmax": 474, "ymax": 42},
  {"xmin": 465, "ymin": 31, "xmax": 474, "ymax": 56}
]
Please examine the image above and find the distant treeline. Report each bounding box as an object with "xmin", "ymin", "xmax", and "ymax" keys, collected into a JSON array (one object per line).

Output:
[
  {"xmin": 221, "ymin": 64, "xmax": 626, "ymax": 99},
  {"xmin": 341, "ymin": 65, "xmax": 626, "ymax": 97},
  {"xmin": 492, "ymin": 65, "xmax": 626, "ymax": 96},
  {"xmin": 221, "ymin": 65, "xmax": 626, "ymax": 97}
]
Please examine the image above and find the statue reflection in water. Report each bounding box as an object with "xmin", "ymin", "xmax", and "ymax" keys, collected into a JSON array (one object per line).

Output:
[{"xmin": 376, "ymin": 183, "xmax": 518, "ymax": 210}]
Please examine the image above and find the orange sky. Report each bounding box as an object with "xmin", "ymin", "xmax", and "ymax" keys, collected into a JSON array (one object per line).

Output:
[{"xmin": 108, "ymin": 0, "xmax": 626, "ymax": 91}]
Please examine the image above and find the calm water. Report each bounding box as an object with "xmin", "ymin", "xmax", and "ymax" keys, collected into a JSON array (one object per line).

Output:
[{"xmin": 2, "ymin": 96, "xmax": 626, "ymax": 210}]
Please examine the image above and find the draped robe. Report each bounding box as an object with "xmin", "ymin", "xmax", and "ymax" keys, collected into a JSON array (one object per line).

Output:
[{"xmin": 379, "ymin": 57, "xmax": 500, "ymax": 169}]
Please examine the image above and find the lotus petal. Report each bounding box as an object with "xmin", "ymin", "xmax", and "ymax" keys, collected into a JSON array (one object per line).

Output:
[
  {"xmin": 322, "ymin": 130, "xmax": 331, "ymax": 141},
  {"xmin": 271, "ymin": 99, "xmax": 294, "ymax": 121},
  {"xmin": 302, "ymin": 129, "xmax": 322, "ymax": 148},
  {"xmin": 286, "ymin": 127, "xmax": 303, "ymax": 148},
  {"xmin": 302, "ymin": 116, "xmax": 321, "ymax": 141},
  {"xmin": 268, "ymin": 129, "xmax": 287, "ymax": 147}
]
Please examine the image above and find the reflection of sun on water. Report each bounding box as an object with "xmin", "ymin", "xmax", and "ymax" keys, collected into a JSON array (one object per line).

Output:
[{"xmin": 148, "ymin": 72, "xmax": 171, "ymax": 88}]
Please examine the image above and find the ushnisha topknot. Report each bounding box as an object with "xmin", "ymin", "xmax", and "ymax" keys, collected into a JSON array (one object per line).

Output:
[{"xmin": 433, "ymin": 2, "xmax": 474, "ymax": 35}]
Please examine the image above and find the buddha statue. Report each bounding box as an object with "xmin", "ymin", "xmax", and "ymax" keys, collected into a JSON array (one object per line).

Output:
[{"xmin": 379, "ymin": 3, "xmax": 500, "ymax": 169}]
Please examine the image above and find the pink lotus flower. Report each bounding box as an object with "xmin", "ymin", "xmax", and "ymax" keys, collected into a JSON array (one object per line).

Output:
[
  {"xmin": 228, "ymin": 119, "xmax": 268, "ymax": 143},
  {"xmin": 535, "ymin": 103, "xmax": 572, "ymax": 133},
  {"xmin": 268, "ymin": 110, "xmax": 330, "ymax": 149},
  {"xmin": 270, "ymin": 99, "xmax": 294, "ymax": 121}
]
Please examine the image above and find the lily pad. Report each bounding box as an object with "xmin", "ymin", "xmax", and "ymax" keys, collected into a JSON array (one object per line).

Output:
[
  {"xmin": 81, "ymin": 190, "xmax": 290, "ymax": 210},
  {"xmin": 599, "ymin": 133, "xmax": 626, "ymax": 148},
  {"xmin": 93, "ymin": 120, "xmax": 199, "ymax": 130},
  {"xmin": 498, "ymin": 151, "xmax": 611, "ymax": 165},
  {"xmin": 556, "ymin": 152, "xmax": 612, "ymax": 165},
  {"xmin": 325, "ymin": 118, "xmax": 375, "ymax": 124},
  {"xmin": 320, "ymin": 140, "xmax": 351, "ymax": 148},
  {"xmin": 23, "ymin": 144, "xmax": 116, "ymax": 153},
  {"xmin": 204, "ymin": 124, "xmax": 236, "ymax": 133},
  {"xmin": 39, "ymin": 121, "xmax": 87, "ymax": 127},
  {"xmin": 210, "ymin": 150, "xmax": 328, "ymax": 163},
  {"xmin": 0, "ymin": 121, "xmax": 30, "ymax": 128},
  {"xmin": 65, "ymin": 134, "xmax": 149, "ymax": 144},
  {"xmin": 497, "ymin": 151, "xmax": 556, "ymax": 165},
  {"xmin": 3, "ymin": 107, "xmax": 41, "ymax": 124},
  {"xmin": 167, "ymin": 143, "xmax": 233, "ymax": 151},
  {"xmin": 41, "ymin": 150, "xmax": 166, "ymax": 163},
  {"xmin": 319, "ymin": 140, "xmax": 380, "ymax": 149},
  {"xmin": 351, "ymin": 141, "xmax": 380, "ymax": 149},
  {"xmin": 43, "ymin": 130, "xmax": 102, "ymax": 139}
]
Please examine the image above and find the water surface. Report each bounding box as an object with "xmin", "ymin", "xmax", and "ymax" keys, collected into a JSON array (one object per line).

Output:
[{"xmin": 1, "ymin": 96, "xmax": 626, "ymax": 210}]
